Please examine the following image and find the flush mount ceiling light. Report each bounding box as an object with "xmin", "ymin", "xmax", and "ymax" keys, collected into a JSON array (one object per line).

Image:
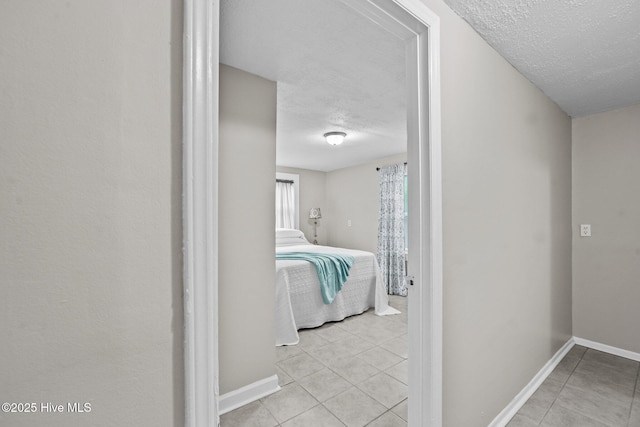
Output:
[{"xmin": 324, "ymin": 131, "xmax": 347, "ymax": 146}]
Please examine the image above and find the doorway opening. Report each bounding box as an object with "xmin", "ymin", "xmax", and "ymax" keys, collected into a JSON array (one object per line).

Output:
[{"xmin": 181, "ymin": 0, "xmax": 442, "ymax": 425}]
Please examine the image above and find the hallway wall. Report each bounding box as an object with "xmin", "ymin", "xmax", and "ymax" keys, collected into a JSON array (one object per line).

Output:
[
  {"xmin": 0, "ymin": 1, "xmax": 184, "ymax": 426},
  {"xmin": 572, "ymin": 103, "xmax": 640, "ymax": 354},
  {"xmin": 421, "ymin": 0, "xmax": 574, "ymax": 425}
]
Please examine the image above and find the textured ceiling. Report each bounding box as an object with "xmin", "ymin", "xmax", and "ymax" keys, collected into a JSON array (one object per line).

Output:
[
  {"xmin": 221, "ymin": 0, "xmax": 640, "ymax": 172},
  {"xmin": 220, "ymin": 0, "xmax": 407, "ymax": 172},
  {"xmin": 442, "ymin": 0, "xmax": 640, "ymax": 117}
]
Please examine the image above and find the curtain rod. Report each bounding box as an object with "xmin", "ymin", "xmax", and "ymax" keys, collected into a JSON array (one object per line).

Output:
[
  {"xmin": 276, "ymin": 179, "xmax": 294, "ymax": 184},
  {"xmin": 376, "ymin": 162, "xmax": 407, "ymax": 171}
]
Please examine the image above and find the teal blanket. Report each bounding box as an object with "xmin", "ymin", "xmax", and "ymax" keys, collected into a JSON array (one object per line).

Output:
[{"xmin": 276, "ymin": 252, "xmax": 355, "ymax": 304}]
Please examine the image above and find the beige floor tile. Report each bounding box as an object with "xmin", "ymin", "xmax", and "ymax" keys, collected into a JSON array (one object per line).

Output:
[
  {"xmin": 566, "ymin": 345, "xmax": 587, "ymax": 360},
  {"xmin": 390, "ymin": 399, "xmax": 408, "ymax": 421},
  {"xmin": 547, "ymin": 355, "xmax": 580, "ymax": 384},
  {"xmin": 306, "ymin": 342, "xmax": 351, "ymax": 367},
  {"xmin": 276, "ymin": 344, "xmax": 304, "ymax": 362},
  {"xmin": 327, "ymin": 356, "xmax": 380, "ymax": 385},
  {"xmin": 513, "ymin": 350, "xmax": 640, "ymax": 426},
  {"xmin": 220, "ymin": 400, "xmax": 278, "ymax": 427},
  {"xmin": 356, "ymin": 326, "xmax": 399, "ymax": 344},
  {"xmin": 314, "ymin": 322, "xmax": 354, "ymax": 343},
  {"xmin": 275, "ymin": 365, "xmax": 294, "ymax": 387},
  {"xmin": 380, "ymin": 335, "xmax": 408, "ymax": 359},
  {"xmin": 516, "ymin": 377, "xmax": 563, "ymax": 424},
  {"xmin": 329, "ymin": 335, "xmax": 377, "ymax": 357},
  {"xmin": 393, "ymin": 311, "xmax": 409, "ymax": 324},
  {"xmin": 581, "ymin": 349, "xmax": 639, "ymax": 375},
  {"xmin": 297, "ymin": 329, "xmax": 331, "ymax": 351},
  {"xmin": 339, "ymin": 312, "xmax": 374, "ymax": 329},
  {"xmin": 260, "ymin": 383, "xmax": 318, "ymax": 423},
  {"xmin": 573, "ymin": 358, "xmax": 638, "ymax": 394},
  {"xmin": 381, "ymin": 319, "xmax": 407, "ymax": 337},
  {"xmin": 358, "ymin": 372, "xmax": 408, "ymax": 409},
  {"xmin": 506, "ymin": 414, "xmax": 539, "ymax": 427},
  {"xmin": 278, "ymin": 353, "xmax": 325, "ymax": 380},
  {"xmin": 631, "ymin": 408, "xmax": 640, "ymax": 426},
  {"xmin": 555, "ymin": 383, "xmax": 630, "ymax": 426},
  {"xmin": 366, "ymin": 411, "xmax": 407, "ymax": 426},
  {"xmin": 566, "ymin": 365, "xmax": 635, "ymax": 405},
  {"xmin": 298, "ymin": 368, "xmax": 352, "ymax": 402},
  {"xmin": 385, "ymin": 360, "xmax": 408, "ymax": 385},
  {"xmin": 358, "ymin": 346, "xmax": 405, "ymax": 371},
  {"xmin": 630, "ymin": 389, "xmax": 640, "ymax": 427},
  {"xmin": 261, "ymin": 293, "xmax": 408, "ymax": 426},
  {"xmin": 324, "ymin": 387, "xmax": 387, "ymax": 427},
  {"xmin": 281, "ymin": 404, "xmax": 344, "ymax": 427},
  {"xmin": 541, "ymin": 402, "xmax": 609, "ymax": 427}
]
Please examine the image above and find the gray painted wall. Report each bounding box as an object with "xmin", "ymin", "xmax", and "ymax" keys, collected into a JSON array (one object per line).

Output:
[
  {"xmin": 572, "ymin": 103, "xmax": 640, "ymax": 354},
  {"xmin": 0, "ymin": 1, "xmax": 184, "ymax": 426},
  {"xmin": 326, "ymin": 154, "xmax": 407, "ymax": 254},
  {"xmin": 0, "ymin": 0, "xmax": 579, "ymax": 425},
  {"xmin": 219, "ymin": 64, "xmax": 277, "ymax": 393},
  {"xmin": 422, "ymin": 0, "xmax": 574, "ymax": 425}
]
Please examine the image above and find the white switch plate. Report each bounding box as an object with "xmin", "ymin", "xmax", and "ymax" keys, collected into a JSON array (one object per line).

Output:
[
  {"xmin": 347, "ymin": 219, "xmax": 352, "ymax": 227},
  {"xmin": 580, "ymin": 224, "xmax": 591, "ymax": 237}
]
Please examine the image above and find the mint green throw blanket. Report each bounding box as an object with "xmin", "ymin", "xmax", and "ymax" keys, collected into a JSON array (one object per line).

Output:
[{"xmin": 276, "ymin": 252, "xmax": 355, "ymax": 304}]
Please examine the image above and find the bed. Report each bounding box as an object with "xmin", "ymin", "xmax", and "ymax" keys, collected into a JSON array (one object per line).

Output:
[{"xmin": 275, "ymin": 228, "xmax": 399, "ymax": 346}]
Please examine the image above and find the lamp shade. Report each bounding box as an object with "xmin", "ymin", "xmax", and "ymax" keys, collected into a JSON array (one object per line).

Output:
[
  {"xmin": 309, "ymin": 208, "xmax": 322, "ymax": 219},
  {"xmin": 324, "ymin": 131, "xmax": 346, "ymax": 146}
]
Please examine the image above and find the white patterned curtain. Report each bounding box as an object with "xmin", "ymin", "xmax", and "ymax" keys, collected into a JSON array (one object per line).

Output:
[
  {"xmin": 377, "ymin": 163, "xmax": 407, "ymax": 296},
  {"xmin": 275, "ymin": 180, "xmax": 295, "ymax": 229}
]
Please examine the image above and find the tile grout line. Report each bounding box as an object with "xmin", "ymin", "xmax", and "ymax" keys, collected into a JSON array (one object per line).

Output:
[
  {"xmin": 537, "ymin": 347, "xmax": 639, "ymax": 427},
  {"xmin": 221, "ymin": 298, "xmax": 407, "ymax": 426},
  {"xmin": 267, "ymin": 297, "xmax": 407, "ymax": 427},
  {"xmin": 625, "ymin": 362, "xmax": 640, "ymax": 427},
  {"xmin": 536, "ymin": 346, "xmax": 587, "ymax": 426},
  {"xmin": 307, "ymin": 329, "xmax": 403, "ymax": 425}
]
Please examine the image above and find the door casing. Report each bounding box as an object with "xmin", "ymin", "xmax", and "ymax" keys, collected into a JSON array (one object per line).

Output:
[{"xmin": 182, "ymin": 0, "xmax": 442, "ymax": 425}]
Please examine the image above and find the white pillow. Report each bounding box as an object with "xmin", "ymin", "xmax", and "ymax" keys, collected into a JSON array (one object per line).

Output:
[
  {"xmin": 276, "ymin": 228, "xmax": 306, "ymax": 239},
  {"xmin": 275, "ymin": 229, "xmax": 309, "ymax": 247}
]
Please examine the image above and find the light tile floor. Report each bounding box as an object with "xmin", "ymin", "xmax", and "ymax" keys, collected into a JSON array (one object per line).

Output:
[
  {"xmin": 508, "ymin": 345, "xmax": 640, "ymax": 427},
  {"xmin": 221, "ymin": 295, "xmax": 408, "ymax": 427},
  {"xmin": 222, "ymin": 297, "xmax": 640, "ymax": 427}
]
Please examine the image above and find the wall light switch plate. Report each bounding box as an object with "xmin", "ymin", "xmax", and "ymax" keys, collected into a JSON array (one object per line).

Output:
[
  {"xmin": 580, "ymin": 224, "xmax": 591, "ymax": 237},
  {"xmin": 347, "ymin": 219, "xmax": 352, "ymax": 227}
]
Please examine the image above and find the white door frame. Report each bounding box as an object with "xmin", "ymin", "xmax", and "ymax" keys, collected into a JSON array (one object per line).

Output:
[{"xmin": 182, "ymin": 0, "xmax": 442, "ymax": 426}]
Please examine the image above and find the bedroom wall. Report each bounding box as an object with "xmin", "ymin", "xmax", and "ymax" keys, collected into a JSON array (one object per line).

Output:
[
  {"xmin": 0, "ymin": 1, "xmax": 184, "ymax": 426},
  {"xmin": 325, "ymin": 153, "xmax": 407, "ymax": 254},
  {"xmin": 420, "ymin": 0, "xmax": 573, "ymax": 425},
  {"xmin": 219, "ymin": 64, "xmax": 277, "ymax": 394},
  {"xmin": 276, "ymin": 166, "xmax": 327, "ymax": 244},
  {"xmin": 572, "ymin": 103, "xmax": 640, "ymax": 354}
]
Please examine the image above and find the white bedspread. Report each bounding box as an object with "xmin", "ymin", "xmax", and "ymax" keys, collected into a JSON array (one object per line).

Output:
[{"xmin": 275, "ymin": 244, "xmax": 400, "ymax": 346}]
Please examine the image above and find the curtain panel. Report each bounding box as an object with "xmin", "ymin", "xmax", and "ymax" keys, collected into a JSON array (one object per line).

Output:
[
  {"xmin": 377, "ymin": 163, "xmax": 407, "ymax": 296},
  {"xmin": 275, "ymin": 180, "xmax": 295, "ymax": 229}
]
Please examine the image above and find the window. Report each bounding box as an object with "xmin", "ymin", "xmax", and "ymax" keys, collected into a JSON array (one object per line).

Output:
[{"xmin": 275, "ymin": 172, "xmax": 299, "ymax": 229}]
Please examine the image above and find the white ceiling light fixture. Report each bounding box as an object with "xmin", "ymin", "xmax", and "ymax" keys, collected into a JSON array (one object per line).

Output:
[{"xmin": 324, "ymin": 131, "xmax": 346, "ymax": 146}]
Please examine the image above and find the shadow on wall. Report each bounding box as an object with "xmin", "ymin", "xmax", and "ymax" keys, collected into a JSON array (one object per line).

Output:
[{"xmin": 170, "ymin": 0, "xmax": 185, "ymax": 425}]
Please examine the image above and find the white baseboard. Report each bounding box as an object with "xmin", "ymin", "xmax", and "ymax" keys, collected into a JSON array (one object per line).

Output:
[
  {"xmin": 573, "ymin": 336, "xmax": 640, "ymax": 362},
  {"xmin": 219, "ymin": 375, "xmax": 280, "ymax": 415},
  {"xmin": 491, "ymin": 336, "xmax": 640, "ymax": 427},
  {"xmin": 488, "ymin": 338, "xmax": 575, "ymax": 427}
]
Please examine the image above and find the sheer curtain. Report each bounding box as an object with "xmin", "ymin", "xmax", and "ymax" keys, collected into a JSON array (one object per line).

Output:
[
  {"xmin": 275, "ymin": 180, "xmax": 295, "ymax": 229},
  {"xmin": 377, "ymin": 163, "xmax": 407, "ymax": 296}
]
